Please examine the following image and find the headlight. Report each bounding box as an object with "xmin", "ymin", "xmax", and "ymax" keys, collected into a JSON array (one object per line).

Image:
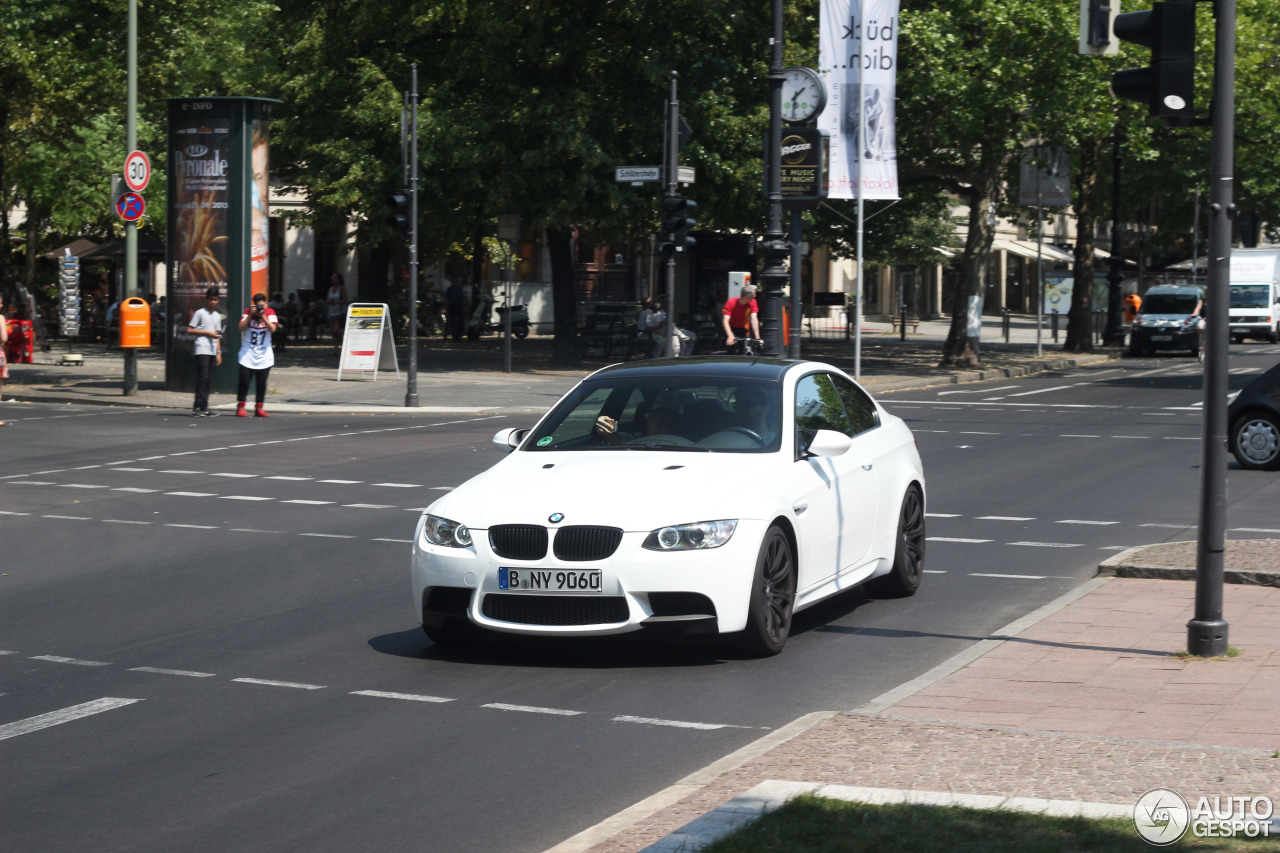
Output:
[
  {"xmin": 421, "ymin": 514, "xmax": 473, "ymax": 548},
  {"xmin": 642, "ymin": 520, "xmax": 737, "ymax": 551}
]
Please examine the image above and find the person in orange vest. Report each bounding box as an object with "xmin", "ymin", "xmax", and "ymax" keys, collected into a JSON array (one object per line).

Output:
[{"xmin": 1124, "ymin": 293, "xmax": 1142, "ymax": 324}]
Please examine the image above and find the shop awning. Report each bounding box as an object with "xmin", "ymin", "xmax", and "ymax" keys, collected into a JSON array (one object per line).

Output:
[
  {"xmin": 992, "ymin": 239, "xmax": 1074, "ymax": 263},
  {"xmin": 43, "ymin": 239, "xmax": 101, "ymax": 260}
]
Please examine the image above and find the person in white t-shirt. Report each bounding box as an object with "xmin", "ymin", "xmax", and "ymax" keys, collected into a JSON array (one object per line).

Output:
[
  {"xmin": 235, "ymin": 292, "xmax": 278, "ymax": 417},
  {"xmin": 186, "ymin": 286, "xmax": 224, "ymax": 417}
]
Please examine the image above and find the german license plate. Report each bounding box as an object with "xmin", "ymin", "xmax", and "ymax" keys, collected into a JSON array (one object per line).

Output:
[
  {"xmin": 499, "ymin": 568, "xmax": 602, "ymax": 592},
  {"xmin": 1151, "ymin": 335, "xmax": 1172, "ymax": 341}
]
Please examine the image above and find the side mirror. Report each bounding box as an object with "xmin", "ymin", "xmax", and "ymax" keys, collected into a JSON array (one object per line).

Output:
[
  {"xmin": 492, "ymin": 427, "xmax": 527, "ymax": 452},
  {"xmin": 802, "ymin": 428, "xmax": 853, "ymax": 458}
]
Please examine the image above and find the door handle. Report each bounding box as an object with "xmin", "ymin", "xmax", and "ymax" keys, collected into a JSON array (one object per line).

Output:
[{"xmin": 792, "ymin": 502, "xmax": 808, "ymax": 515}]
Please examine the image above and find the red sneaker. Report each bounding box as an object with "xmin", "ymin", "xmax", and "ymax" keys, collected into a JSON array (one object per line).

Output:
[
  {"xmin": 254, "ymin": 405, "xmax": 269, "ymax": 418},
  {"xmin": 235, "ymin": 403, "xmax": 248, "ymax": 417}
]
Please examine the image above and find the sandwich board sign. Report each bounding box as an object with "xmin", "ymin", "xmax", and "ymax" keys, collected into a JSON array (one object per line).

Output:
[{"xmin": 337, "ymin": 303, "xmax": 400, "ymax": 380}]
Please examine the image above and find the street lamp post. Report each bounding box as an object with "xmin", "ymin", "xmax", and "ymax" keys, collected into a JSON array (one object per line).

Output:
[
  {"xmin": 1103, "ymin": 128, "xmax": 1126, "ymax": 347},
  {"xmin": 123, "ymin": 0, "xmax": 138, "ymax": 396},
  {"xmin": 759, "ymin": 0, "xmax": 791, "ymax": 357}
]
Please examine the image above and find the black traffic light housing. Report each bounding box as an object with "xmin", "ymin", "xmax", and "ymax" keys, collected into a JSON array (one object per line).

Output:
[
  {"xmin": 1110, "ymin": 0, "xmax": 1196, "ymax": 125},
  {"xmin": 387, "ymin": 191, "xmax": 411, "ymax": 235},
  {"xmin": 1087, "ymin": 0, "xmax": 1112, "ymax": 49},
  {"xmin": 659, "ymin": 195, "xmax": 697, "ymax": 254}
]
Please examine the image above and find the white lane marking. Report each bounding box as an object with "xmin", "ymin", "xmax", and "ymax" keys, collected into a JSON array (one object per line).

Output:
[
  {"xmin": 1004, "ymin": 385, "xmax": 1074, "ymax": 398},
  {"xmin": 925, "ymin": 513, "xmax": 961, "ymax": 518},
  {"xmin": 212, "ymin": 473, "xmax": 256, "ymax": 478},
  {"xmin": 344, "ymin": 503, "xmax": 393, "ymax": 509},
  {"xmin": 266, "ymin": 475, "xmax": 311, "ymax": 481},
  {"xmin": 199, "ymin": 447, "xmax": 229, "ymax": 452},
  {"xmin": 31, "ymin": 470, "xmax": 65, "ymax": 474},
  {"xmin": 1099, "ymin": 546, "xmax": 1132, "ymax": 551},
  {"xmin": 299, "ymin": 533, "xmax": 355, "ymax": 539},
  {"xmin": 1007, "ymin": 542, "xmax": 1083, "ymax": 548},
  {"xmin": 372, "ymin": 538, "xmax": 412, "ymax": 543},
  {"xmin": 232, "ymin": 678, "xmax": 325, "ymax": 690},
  {"xmin": 1057, "ymin": 519, "xmax": 1118, "ymax": 525},
  {"xmin": 959, "ymin": 431, "xmax": 998, "ymax": 435},
  {"xmin": 319, "ymin": 479, "xmax": 361, "ymax": 484},
  {"xmin": 43, "ymin": 515, "xmax": 89, "ymax": 520},
  {"xmin": 0, "ymin": 511, "xmax": 29, "ymax": 516},
  {"xmin": 227, "ymin": 444, "xmax": 255, "ymax": 449},
  {"xmin": 1061, "ymin": 434, "xmax": 1101, "ymax": 438},
  {"xmin": 1163, "ymin": 436, "xmax": 1199, "ymax": 440},
  {"xmin": 110, "ymin": 467, "xmax": 152, "ymax": 472},
  {"xmin": 1141, "ymin": 523, "xmax": 1193, "ymax": 528},
  {"xmin": 482, "ymin": 703, "xmax": 583, "ymax": 716},
  {"xmin": 112, "ymin": 487, "xmax": 157, "ymax": 493},
  {"xmin": 219, "ymin": 495, "xmax": 274, "ymax": 501},
  {"xmin": 350, "ymin": 690, "xmax": 454, "ymax": 703},
  {"xmin": 231, "ymin": 528, "xmax": 282, "ymax": 534},
  {"xmin": 895, "ymin": 399, "xmax": 1113, "ymax": 409},
  {"xmin": 3, "ymin": 473, "xmax": 37, "ymax": 478},
  {"xmin": 937, "ymin": 386, "xmax": 1020, "ymax": 396},
  {"xmin": 72, "ymin": 465, "xmax": 102, "ymax": 470},
  {"xmin": 1234, "ymin": 527, "xmax": 1280, "ymax": 534},
  {"xmin": 970, "ymin": 572, "xmax": 1047, "ymax": 579},
  {"xmin": 977, "ymin": 516, "xmax": 1034, "ymax": 521},
  {"xmin": 1111, "ymin": 435, "xmax": 1146, "ymax": 439},
  {"xmin": 922, "ymin": 570, "xmax": 947, "ymax": 574},
  {"xmin": 405, "ymin": 507, "xmax": 429, "ymax": 512},
  {"xmin": 31, "ymin": 655, "xmax": 110, "ymax": 666},
  {"xmin": 927, "ymin": 537, "xmax": 992, "ymax": 543},
  {"xmin": 283, "ymin": 500, "xmax": 333, "ymax": 505},
  {"xmin": 429, "ymin": 487, "xmax": 454, "ymax": 491},
  {"xmin": 10, "ymin": 481, "xmax": 54, "ymax": 485},
  {"xmin": 1145, "ymin": 413, "xmax": 1176, "ymax": 417},
  {"xmin": 0, "ymin": 698, "xmax": 142, "ymax": 741},
  {"xmin": 166, "ymin": 523, "xmax": 218, "ymax": 529},
  {"xmin": 166, "ymin": 491, "xmax": 215, "ymax": 497},
  {"xmin": 58, "ymin": 483, "xmax": 107, "ymax": 489},
  {"xmin": 0, "ymin": 651, "xmax": 17, "ymax": 655},
  {"xmin": 372, "ymin": 483, "xmax": 421, "ymax": 488},
  {"xmin": 613, "ymin": 715, "xmax": 743, "ymax": 730},
  {"xmin": 162, "ymin": 469, "xmax": 203, "ymax": 474},
  {"xmin": 104, "ymin": 519, "xmax": 153, "ymax": 525},
  {"xmin": 130, "ymin": 667, "xmax": 215, "ymax": 678}
]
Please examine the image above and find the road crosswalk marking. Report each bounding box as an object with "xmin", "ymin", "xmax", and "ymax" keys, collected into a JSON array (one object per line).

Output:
[{"xmin": 0, "ymin": 698, "xmax": 142, "ymax": 741}]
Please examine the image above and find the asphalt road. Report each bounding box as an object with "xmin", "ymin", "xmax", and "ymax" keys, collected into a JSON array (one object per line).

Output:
[{"xmin": 2, "ymin": 343, "xmax": 1278, "ymax": 853}]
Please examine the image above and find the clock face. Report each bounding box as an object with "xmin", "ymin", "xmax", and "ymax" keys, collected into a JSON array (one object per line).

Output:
[{"xmin": 781, "ymin": 67, "xmax": 825, "ymax": 125}]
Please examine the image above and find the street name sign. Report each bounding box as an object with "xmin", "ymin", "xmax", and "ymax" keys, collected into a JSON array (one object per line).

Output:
[{"xmin": 616, "ymin": 166, "xmax": 660, "ymax": 183}]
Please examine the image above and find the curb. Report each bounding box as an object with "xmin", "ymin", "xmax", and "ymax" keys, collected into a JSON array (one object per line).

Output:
[{"xmin": 1098, "ymin": 543, "xmax": 1280, "ymax": 588}]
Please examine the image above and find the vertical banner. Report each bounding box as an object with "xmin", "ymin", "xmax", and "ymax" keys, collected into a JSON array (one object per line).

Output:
[
  {"xmin": 1018, "ymin": 146, "xmax": 1072, "ymax": 207},
  {"xmin": 819, "ymin": 0, "xmax": 900, "ymax": 200},
  {"xmin": 165, "ymin": 97, "xmax": 278, "ymax": 393}
]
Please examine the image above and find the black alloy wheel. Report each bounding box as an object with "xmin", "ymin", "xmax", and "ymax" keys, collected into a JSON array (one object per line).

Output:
[
  {"xmin": 868, "ymin": 485, "xmax": 926, "ymax": 597},
  {"xmin": 740, "ymin": 525, "xmax": 796, "ymax": 657}
]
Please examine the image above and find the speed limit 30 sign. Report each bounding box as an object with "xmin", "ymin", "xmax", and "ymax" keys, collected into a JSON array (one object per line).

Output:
[{"xmin": 124, "ymin": 150, "xmax": 151, "ymax": 193}]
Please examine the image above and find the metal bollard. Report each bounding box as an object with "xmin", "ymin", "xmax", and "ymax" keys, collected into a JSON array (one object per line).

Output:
[
  {"xmin": 1002, "ymin": 307, "xmax": 1010, "ymax": 342},
  {"xmin": 1051, "ymin": 309, "xmax": 1059, "ymax": 343}
]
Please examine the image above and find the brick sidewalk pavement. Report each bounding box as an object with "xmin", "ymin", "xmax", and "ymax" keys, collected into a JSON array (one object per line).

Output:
[{"xmin": 560, "ymin": 568, "xmax": 1280, "ymax": 853}]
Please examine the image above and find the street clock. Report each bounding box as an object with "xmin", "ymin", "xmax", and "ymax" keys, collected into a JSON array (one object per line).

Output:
[{"xmin": 781, "ymin": 66, "xmax": 826, "ymax": 125}]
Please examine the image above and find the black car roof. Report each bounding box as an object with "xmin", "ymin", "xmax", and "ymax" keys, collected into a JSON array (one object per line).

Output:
[{"xmin": 590, "ymin": 356, "xmax": 799, "ymax": 383}]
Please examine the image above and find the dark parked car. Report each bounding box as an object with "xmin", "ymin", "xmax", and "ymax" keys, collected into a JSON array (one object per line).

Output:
[{"xmin": 1228, "ymin": 360, "xmax": 1280, "ymax": 471}]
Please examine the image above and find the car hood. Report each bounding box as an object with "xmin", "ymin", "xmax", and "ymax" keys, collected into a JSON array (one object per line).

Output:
[{"xmin": 427, "ymin": 450, "xmax": 784, "ymax": 530}]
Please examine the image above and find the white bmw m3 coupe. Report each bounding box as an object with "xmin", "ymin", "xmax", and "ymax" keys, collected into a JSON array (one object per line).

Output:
[{"xmin": 411, "ymin": 357, "xmax": 926, "ymax": 655}]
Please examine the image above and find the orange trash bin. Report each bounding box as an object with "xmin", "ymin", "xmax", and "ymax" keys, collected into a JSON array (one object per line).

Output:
[{"xmin": 119, "ymin": 297, "xmax": 151, "ymax": 348}]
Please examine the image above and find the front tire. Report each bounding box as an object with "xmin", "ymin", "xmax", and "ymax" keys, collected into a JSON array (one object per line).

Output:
[
  {"xmin": 1231, "ymin": 412, "xmax": 1280, "ymax": 471},
  {"xmin": 739, "ymin": 525, "xmax": 796, "ymax": 657},
  {"xmin": 867, "ymin": 486, "xmax": 926, "ymax": 597}
]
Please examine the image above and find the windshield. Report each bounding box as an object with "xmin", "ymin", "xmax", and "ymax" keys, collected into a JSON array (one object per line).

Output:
[
  {"xmin": 524, "ymin": 376, "xmax": 782, "ymax": 453},
  {"xmin": 1230, "ymin": 285, "xmax": 1272, "ymax": 309},
  {"xmin": 1139, "ymin": 293, "xmax": 1200, "ymax": 315}
]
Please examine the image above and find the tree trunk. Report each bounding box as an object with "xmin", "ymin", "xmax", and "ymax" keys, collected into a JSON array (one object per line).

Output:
[
  {"xmin": 1064, "ymin": 139, "xmax": 1100, "ymax": 353},
  {"xmin": 546, "ymin": 227, "xmax": 579, "ymax": 366},
  {"xmin": 939, "ymin": 183, "xmax": 996, "ymax": 368}
]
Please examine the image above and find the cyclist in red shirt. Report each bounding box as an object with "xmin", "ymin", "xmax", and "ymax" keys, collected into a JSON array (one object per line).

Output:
[{"xmin": 721, "ymin": 283, "xmax": 760, "ymax": 352}]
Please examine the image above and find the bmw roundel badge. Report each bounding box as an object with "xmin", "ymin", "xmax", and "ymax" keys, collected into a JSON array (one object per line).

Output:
[{"xmin": 548, "ymin": 513, "xmax": 564, "ymax": 524}]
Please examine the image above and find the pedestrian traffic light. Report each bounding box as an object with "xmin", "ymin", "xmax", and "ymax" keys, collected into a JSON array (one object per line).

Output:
[
  {"xmin": 1079, "ymin": 0, "xmax": 1117, "ymax": 55},
  {"xmin": 1110, "ymin": 0, "xmax": 1195, "ymax": 124},
  {"xmin": 387, "ymin": 191, "xmax": 411, "ymax": 235},
  {"xmin": 659, "ymin": 195, "xmax": 697, "ymax": 254}
]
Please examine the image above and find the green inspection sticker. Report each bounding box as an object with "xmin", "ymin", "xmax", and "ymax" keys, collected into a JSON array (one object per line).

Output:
[{"xmin": 537, "ymin": 436, "xmax": 553, "ymax": 447}]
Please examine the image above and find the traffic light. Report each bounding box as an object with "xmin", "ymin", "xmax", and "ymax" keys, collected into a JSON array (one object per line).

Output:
[
  {"xmin": 659, "ymin": 195, "xmax": 697, "ymax": 254},
  {"xmin": 1079, "ymin": 0, "xmax": 1117, "ymax": 55},
  {"xmin": 1110, "ymin": 0, "xmax": 1195, "ymax": 124},
  {"xmin": 387, "ymin": 191, "xmax": 411, "ymax": 235}
]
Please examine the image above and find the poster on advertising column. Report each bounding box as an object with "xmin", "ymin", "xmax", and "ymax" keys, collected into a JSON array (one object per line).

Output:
[
  {"xmin": 165, "ymin": 97, "xmax": 279, "ymax": 393},
  {"xmin": 818, "ymin": 0, "xmax": 900, "ymax": 201}
]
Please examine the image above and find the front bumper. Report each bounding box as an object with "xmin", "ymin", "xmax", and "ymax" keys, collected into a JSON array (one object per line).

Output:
[
  {"xmin": 1130, "ymin": 326, "xmax": 1199, "ymax": 351},
  {"xmin": 411, "ymin": 518, "xmax": 768, "ymax": 637}
]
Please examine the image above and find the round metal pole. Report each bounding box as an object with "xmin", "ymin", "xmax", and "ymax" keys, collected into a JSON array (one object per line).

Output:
[
  {"xmin": 1036, "ymin": 156, "xmax": 1044, "ymax": 358},
  {"xmin": 1104, "ymin": 129, "xmax": 1126, "ymax": 346},
  {"xmin": 405, "ymin": 64, "xmax": 420, "ymax": 407},
  {"xmin": 1189, "ymin": 0, "xmax": 1234, "ymax": 657},
  {"xmin": 759, "ymin": 0, "xmax": 790, "ymax": 357},
  {"xmin": 123, "ymin": 0, "xmax": 138, "ymax": 395},
  {"xmin": 789, "ymin": 209, "xmax": 802, "ymax": 358}
]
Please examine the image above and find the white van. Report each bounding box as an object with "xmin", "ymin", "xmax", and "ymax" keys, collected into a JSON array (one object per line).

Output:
[{"xmin": 1229, "ymin": 249, "xmax": 1280, "ymax": 344}]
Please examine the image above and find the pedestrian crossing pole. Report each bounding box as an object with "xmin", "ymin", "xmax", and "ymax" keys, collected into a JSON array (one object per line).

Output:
[{"xmin": 123, "ymin": 0, "xmax": 138, "ymax": 396}]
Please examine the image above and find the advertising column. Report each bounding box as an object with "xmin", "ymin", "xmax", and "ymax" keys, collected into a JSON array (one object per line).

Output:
[{"xmin": 165, "ymin": 97, "xmax": 279, "ymax": 393}]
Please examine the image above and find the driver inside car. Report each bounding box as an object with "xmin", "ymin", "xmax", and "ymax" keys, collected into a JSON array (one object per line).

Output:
[{"xmin": 731, "ymin": 388, "xmax": 778, "ymax": 444}]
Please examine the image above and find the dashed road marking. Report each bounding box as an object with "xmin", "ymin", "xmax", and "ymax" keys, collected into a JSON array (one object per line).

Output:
[
  {"xmin": 165, "ymin": 523, "xmax": 218, "ymax": 529},
  {"xmin": 970, "ymin": 572, "xmax": 1047, "ymax": 579},
  {"xmin": 284, "ymin": 499, "xmax": 333, "ymax": 505},
  {"xmin": 43, "ymin": 515, "xmax": 89, "ymax": 520},
  {"xmin": 350, "ymin": 690, "xmax": 454, "ymax": 703},
  {"xmin": 976, "ymin": 516, "xmax": 1034, "ymax": 521},
  {"xmin": 130, "ymin": 667, "xmax": 216, "ymax": 678},
  {"xmin": 299, "ymin": 533, "xmax": 355, "ymax": 539},
  {"xmin": 612, "ymin": 715, "xmax": 744, "ymax": 730},
  {"xmin": 232, "ymin": 678, "xmax": 325, "ymax": 690},
  {"xmin": 482, "ymin": 703, "xmax": 583, "ymax": 716},
  {"xmin": 267, "ymin": 476, "xmax": 311, "ymax": 481},
  {"xmin": 219, "ymin": 495, "xmax": 273, "ymax": 501},
  {"xmin": 104, "ymin": 519, "xmax": 152, "ymax": 525},
  {"xmin": 31, "ymin": 655, "xmax": 110, "ymax": 666},
  {"xmin": 1057, "ymin": 520, "xmax": 1119, "ymax": 525},
  {"xmin": 166, "ymin": 491, "xmax": 215, "ymax": 497},
  {"xmin": 1007, "ymin": 542, "xmax": 1083, "ymax": 548},
  {"xmin": 344, "ymin": 503, "xmax": 393, "ymax": 509},
  {"xmin": 112, "ymin": 487, "xmax": 157, "ymax": 493},
  {"xmin": 373, "ymin": 538, "xmax": 412, "ymax": 543},
  {"xmin": 927, "ymin": 537, "xmax": 992, "ymax": 543}
]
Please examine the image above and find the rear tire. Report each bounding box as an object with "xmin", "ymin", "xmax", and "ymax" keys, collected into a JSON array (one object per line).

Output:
[
  {"xmin": 739, "ymin": 525, "xmax": 796, "ymax": 657},
  {"xmin": 1230, "ymin": 412, "xmax": 1280, "ymax": 471},
  {"xmin": 866, "ymin": 486, "xmax": 926, "ymax": 598}
]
